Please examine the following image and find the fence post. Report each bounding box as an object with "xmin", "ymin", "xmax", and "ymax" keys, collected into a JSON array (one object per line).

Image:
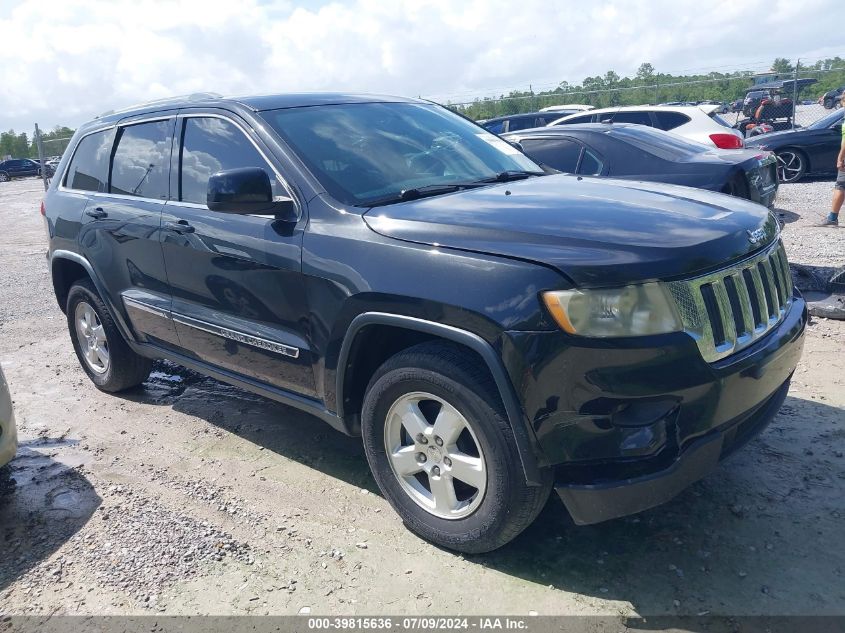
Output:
[
  {"xmin": 35, "ymin": 123, "xmax": 48, "ymax": 192},
  {"xmin": 791, "ymin": 59, "xmax": 799, "ymax": 130}
]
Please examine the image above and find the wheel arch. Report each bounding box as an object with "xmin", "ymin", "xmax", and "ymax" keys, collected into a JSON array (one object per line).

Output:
[
  {"xmin": 336, "ymin": 312, "xmax": 545, "ymax": 486},
  {"xmin": 49, "ymin": 250, "xmax": 136, "ymax": 343}
]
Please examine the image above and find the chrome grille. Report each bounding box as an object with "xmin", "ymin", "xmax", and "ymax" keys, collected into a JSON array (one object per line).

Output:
[{"xmin": 667, "ymin": 241, "xmax": 793, "ymax": 363}]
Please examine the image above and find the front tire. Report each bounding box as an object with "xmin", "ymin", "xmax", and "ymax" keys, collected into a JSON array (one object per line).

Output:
[
  {"xmin": 0, "ymin": 172, "xmax": 9, "ymax": 183},
  {"xmin": 775, "ymin": 149, "xmax": 806, "ymax": 183},
  {"xmin": 66, "ymin": 279, "xmax": 152, "ymax": 392},
  {"xmin": 361, "ymin": 342, "xmax": 552, "ymax": 553}
]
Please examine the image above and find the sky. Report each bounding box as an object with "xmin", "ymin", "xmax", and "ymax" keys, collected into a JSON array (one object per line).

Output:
[{"xmin": 0, "ymin": 0, "xmax": 840, "ymax": 134}]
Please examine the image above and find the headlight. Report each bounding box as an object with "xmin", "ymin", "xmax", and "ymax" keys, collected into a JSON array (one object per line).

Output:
[{"xmin": 542, "ymin": 282, "xmax": 683, "ymax": 337}]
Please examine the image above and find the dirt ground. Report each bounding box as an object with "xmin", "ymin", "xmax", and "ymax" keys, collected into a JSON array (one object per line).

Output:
[{"xmin": 0, "ymin": 177, "xmax": 843, "ymax": 617}]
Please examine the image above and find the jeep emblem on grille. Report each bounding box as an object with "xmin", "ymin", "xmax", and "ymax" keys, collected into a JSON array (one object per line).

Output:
[{"xmin": 746, "ymin": 228, "xmax": 766, "ymax": 244}]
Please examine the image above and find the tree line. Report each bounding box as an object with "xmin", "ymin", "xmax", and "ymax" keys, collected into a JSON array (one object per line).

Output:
[
  {"xmin": 451, "ymin": 57, "xmax": 845, "ymax": 120},
  {"xmin": 0, "ymin": 126, "xmax": 75, "ymax": 160}
]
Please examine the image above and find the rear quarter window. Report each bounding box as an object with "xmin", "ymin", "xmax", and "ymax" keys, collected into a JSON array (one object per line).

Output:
[
  {"xmin": 653, "ymin": 111, "xmax": 691, "ymax": 131},
  {"xmin": 64, "ymin": 129, "xmax": 115, "ymax": 192}
]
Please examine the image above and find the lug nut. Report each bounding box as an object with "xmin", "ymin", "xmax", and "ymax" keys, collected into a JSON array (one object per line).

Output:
[
  {"xmin": 443, "ymin": 457, "xmax": 452, "ymax": 467},
  {"xmin": 416, "ymin": 453, "xmax": 427, "ymax": 464},
  {"xmin": 431, "ymin": 466, "xmax": 441, "ymax": 477},
  {"xmin": 416, "ymin": 434, "xmax": 428, "ymax": 445},
  {"xmin": 434, "ymin": 436, "xmax": 443, "ymax": 446}
]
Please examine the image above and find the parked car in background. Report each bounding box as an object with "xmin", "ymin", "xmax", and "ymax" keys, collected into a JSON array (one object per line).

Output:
[
  {"xmin": 539, "ymin": 104, "xmax": 594, "ymax": 115},
  {"xmin": 480, "ymin": 111, "xmax": 561, "ymax": 134},
  {"xmin": 820, "ymin": 86, "xmax": 844, "ymax": 109},
  {"xmin": 548, "ymin": 105, "xmax": 745, "ymax": 149},
  {"xmin": 745, "ymin": 108, "xmax": 844, "ymax": 182},
  {"xmin": 503, "ymin": 123, "xmax": 778, "ymax": 207},
  {"xmin": 44, "ymin": 92, "xmax": 805, "ymax": 552},
  {"xmin": 0, "ymin": 367, "xmax": 17, "ymax": 469},
  {"xmin": 0, "ymin": 158, "xmax": 41, "ymax": 181}
]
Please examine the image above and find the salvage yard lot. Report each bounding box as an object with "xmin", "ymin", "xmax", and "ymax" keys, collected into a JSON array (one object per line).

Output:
[{"xmin": 0, "ymin": 177, "xmax": 843, "ymax": 617}]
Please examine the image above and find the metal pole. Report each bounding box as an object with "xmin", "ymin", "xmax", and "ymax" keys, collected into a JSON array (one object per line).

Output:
[
  {"xmin": 791, "ymin": 59, "xmax": 799, "ymax": 130},
  {"xmin": 35, "ymin": 123, "xmax": 48, "ymax": 191}
]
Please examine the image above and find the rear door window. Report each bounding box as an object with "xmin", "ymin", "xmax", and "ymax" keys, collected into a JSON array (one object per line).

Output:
[
  {"xmin": 179, "ymin": 116, "xmax": 282, "ymax": 205},
  {"xmin": 520, "ymin": 138, "xmax": 583, "ymax": 172},
  {"xmin": 652, "ymin": 111, "xmax": 691, "ymax": 131},
  {"xmin": 110, "ymin": 120, "xmax": 174, "ymax": 199},
  {"xmin": 577, "ymin": 149, "xmax": 604, "ymax": 176},
  {"xmin": 611, "ymin": 111, "xmax": 654, "ymax": 126},
  {"xmin": 64, "ymin": 129, "xmax": 115, "ymax": 192}
]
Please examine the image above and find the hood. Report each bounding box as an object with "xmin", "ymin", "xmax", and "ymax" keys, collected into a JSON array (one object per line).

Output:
[{"xmin": 363, "ymin": 174, "xmax": 778, "ymax": 287}]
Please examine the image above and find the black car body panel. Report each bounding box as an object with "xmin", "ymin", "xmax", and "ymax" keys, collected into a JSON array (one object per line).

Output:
[
  {"xmin": 503, "ymin": 124, "xmax": 779, "ymax": 208},
  {"xmin": 44, "ymin": 92, "xmax": 805, "ymax": 526},
  {"xmin": 0, "ymin": 158, "xmax": 41, "ymax": 179},
  {"xmin": 363, "ymin": 173, "xmax": 780, "ymax": 287},
  {"xmin": 745, "ymin": 109, "xmax": 844, "ymax": 176}
]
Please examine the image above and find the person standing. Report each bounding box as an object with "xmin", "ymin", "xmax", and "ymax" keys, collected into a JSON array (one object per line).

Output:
[{"xmin": 822, "ymin": 94, "xmax": 845, "ymax": 226}]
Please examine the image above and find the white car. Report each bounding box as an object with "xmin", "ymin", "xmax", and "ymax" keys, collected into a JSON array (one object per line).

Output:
[
  {"xmin": 0, "ymin": 367, "xmax": 16, "ymax": 469},
  {"xmin": 548, "ymin": 105, "xmax": 744, "ymax": 149},
  {"xmin": 539, "ymin": 104, "xmax": 595, "ymax": 113}
]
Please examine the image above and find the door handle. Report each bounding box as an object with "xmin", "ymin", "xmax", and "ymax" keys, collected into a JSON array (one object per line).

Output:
[
  {"xmin": 85, "ymin": 207, "xmax": 107, "ymax": 219},
  {"xmin": 164, "ymin": 220, "xmax": 196, "ymax": 234}
]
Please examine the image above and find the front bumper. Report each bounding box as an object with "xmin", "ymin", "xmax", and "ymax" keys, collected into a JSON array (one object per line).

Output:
[
  {"xmin": 557, "ymin": 377, "xmax": 789, "ymax": 524},
  {"xmin": 504, "ymin": 293, "xmax": 806, "ymax": 524}
]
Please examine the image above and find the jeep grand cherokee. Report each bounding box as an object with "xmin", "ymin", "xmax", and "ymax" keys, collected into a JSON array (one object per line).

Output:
[{"xmin": 42, "ymin": 93, "xmax": 806, "ymax": 552}]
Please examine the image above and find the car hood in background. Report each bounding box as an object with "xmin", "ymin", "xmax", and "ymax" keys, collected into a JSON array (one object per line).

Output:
[{"xmin": 363, "ymin": 175, "xmax": 778, "ymax": 288}]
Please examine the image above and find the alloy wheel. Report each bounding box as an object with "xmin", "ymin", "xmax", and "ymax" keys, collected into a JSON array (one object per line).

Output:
[
  {"xmin": 74, "ymin": 301, "xmax": 110, "ymax": 374},
  {"xmin": 0, "ymin": 173, "xmax": 8, "ymax": 182},
  {"xmin": 383, "ymin": 391, "xmax": 487, "ymax": 520},
  {"xmin": 776, "ymin": 151, "xmax": 804, "ymax": 183}
]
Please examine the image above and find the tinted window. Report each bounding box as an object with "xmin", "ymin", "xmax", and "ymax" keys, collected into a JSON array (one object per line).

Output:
[
  {"xmin": 578, "ymin": 149, "xmax": 604, "ymax": 176},
  {"xmin": 652, "ymin": 111, "xmax": 691, "ymax": 131},
  {"xmin": 520, "ymin": 138, "xmax": 583, "ymax": 172},
  {"xmin": 507, "ymin": 116, "xmax": 544, "ymax": 132},
  {"xmin": 611, "ymin": 111, "xmax": 653, "ymax": 126},
  {"xmin": 483, "ymin": 121, "xmax": 505, "ymax": 134},
  {"xmin": 260, "ymin": 102, "xmax": 542, "ymax": 206},
  {"xmin": 180, "ymin": 117, "xmax": 281, "ymax": 205},
  {"xmin": 65, "ymin": 129, "xmax": 115, "ymax": 192},
  {"xmin": 110, "ymin": 120, "xmax": 173, "ymax": 199}
]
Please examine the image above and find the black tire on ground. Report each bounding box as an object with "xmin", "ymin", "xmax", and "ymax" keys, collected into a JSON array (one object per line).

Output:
[
  {"xmin": 0, "ymin": 172, "xmax": 9, "ymax": 183},
  {"xmin": 66, "ymin": 279, "xmax": 152, "ymax": 392},
  {"xmin": 824, "ymin": 97, "xmax": 834, "ymax": 109},
  {"xmin": 361, "ymin": 341, "xmax": 552, "ymax": 553}
]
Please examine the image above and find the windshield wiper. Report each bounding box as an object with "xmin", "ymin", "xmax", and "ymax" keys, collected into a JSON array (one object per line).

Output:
[
  {"xmin": 366, "ymin": 183, "xmax": 485, "ymax": 207},
  {"xmin": 473, "ymin": 170, "xmax": 547, "ymax": 184}
]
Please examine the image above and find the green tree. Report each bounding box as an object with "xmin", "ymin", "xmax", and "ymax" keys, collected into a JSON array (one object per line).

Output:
[{"xmin": 772, "ymin": 57, "xmax": 793, "ymax": 73}]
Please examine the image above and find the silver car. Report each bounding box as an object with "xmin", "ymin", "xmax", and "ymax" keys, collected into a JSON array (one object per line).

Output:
[{"xmin": 0, "ymin": 367, "xmax": 16, "ymax": 468}]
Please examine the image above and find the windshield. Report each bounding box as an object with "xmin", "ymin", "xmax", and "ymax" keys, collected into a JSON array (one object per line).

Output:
[
  {"xmin": 259, "ymin": 102, "xmax": 543, "ymax": 206},
  {"xmin": 808, "ymin": 108, "xmax": 844, "ymax": 130},
  {"xmin": 611, "ymin": 125, "xmax": 709, "ymax": 160}
]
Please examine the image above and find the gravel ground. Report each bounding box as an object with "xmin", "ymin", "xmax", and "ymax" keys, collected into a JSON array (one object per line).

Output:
[{"xmin": 0, "ymin": 176, "xmax": 843, "ymax": 617}]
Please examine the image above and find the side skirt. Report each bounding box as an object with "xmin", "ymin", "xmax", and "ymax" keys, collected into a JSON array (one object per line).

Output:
[{"xmin": 129, "ymin": 340, "xmax": 350, "ymax": 436}]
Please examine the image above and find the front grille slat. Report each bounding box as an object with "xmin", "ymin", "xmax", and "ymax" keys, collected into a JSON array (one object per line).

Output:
[
  {"xmin": 667, "ymin": 240, "xmax": 793, "ymax": 363},
  {"xmin": 747, "ymin": 264, "xmax": 769, "ymax": 328}
]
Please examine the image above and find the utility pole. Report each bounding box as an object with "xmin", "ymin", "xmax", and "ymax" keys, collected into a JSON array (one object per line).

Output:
[{"xmin": 35, "ymin": 123, "xmax": 48, "ymax": 192}]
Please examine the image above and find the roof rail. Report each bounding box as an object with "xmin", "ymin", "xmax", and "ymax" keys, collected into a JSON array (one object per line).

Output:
[{"xmin": 95, "ymin": 92, "xmax": 224, "ymax": 119}]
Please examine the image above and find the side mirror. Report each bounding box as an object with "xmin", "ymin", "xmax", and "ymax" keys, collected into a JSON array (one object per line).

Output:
[
  {"xmin": 506, "ymin": 140, "xmax": 525, "ymax": 153},
  {"xmin": 207, "ymin": 167, "xmax": 297, "ymax": 221}
]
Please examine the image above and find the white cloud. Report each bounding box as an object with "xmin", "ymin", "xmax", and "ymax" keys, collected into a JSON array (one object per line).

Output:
[{"xmin": 0, "ymin": 0, "xmax": 839, "ymax": 132}]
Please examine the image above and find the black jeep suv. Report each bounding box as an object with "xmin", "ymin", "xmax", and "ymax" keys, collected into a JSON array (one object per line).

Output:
[{"xmin": 43, "ymin": 93, "xmax": 806, "ymax": 552}]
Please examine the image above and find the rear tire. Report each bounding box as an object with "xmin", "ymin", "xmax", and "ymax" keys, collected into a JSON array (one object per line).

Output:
[
  {"xmin": 775, "ymin": 149, "xmax": 806, "ymax": 183},
  {"xmin": 361, "ymin": 341, "xmax": 552, "ymax": 553},
  {"xmin": 66, "ymin": 279, "xmax": 152, "ymax": 392}
]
